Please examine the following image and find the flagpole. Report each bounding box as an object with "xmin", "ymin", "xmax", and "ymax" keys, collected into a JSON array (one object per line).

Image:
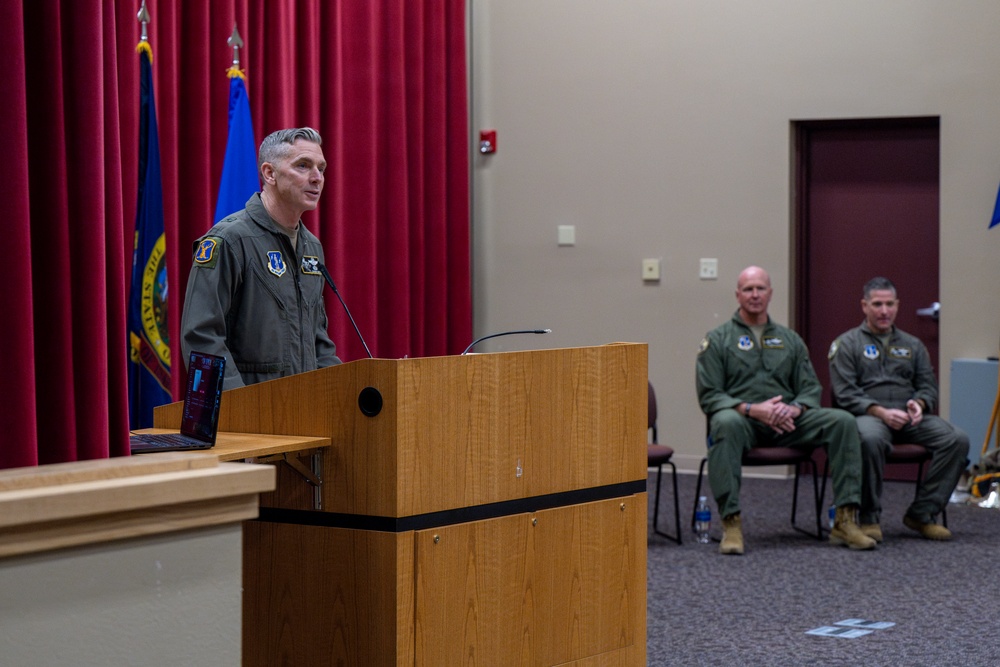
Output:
[
  {"xmin": 214, "ymin": 23, "xmax": 260, "ymax": 224},
  {"xmin": 227, "ymin": 23, "xmax": 245, "ymax": 79},
  {"xmin": 128, "ymin": 0, "xmax": 172, "ymax": 428},
  {"xmin": 136, "ymin": 0, "xmax": 151, "ymax": 61}
]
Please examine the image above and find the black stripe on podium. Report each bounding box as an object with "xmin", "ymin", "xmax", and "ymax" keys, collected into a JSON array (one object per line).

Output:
[{"xmin": 255, "ymin": 480, "xmax": 647, "ymax": 532}]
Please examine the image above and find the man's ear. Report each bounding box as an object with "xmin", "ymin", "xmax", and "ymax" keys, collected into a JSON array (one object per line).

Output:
[{"xmin": 260, "ymin": 162, "xmax": 275, "ymax": 185}]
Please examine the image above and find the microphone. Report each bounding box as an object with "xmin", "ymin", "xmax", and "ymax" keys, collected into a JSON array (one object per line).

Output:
[
  {"xmin": 461, "ymin": 329, "xmax": 552, "ymax": 355},
  {"xmin": 317, "ymin": 262, "xmax": 373, "ymax": 359}
]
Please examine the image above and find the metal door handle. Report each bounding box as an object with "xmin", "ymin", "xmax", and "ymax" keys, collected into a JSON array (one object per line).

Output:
[{"xmin": 916, "ymin": 301, "xmax": 940, "ymax": 320}]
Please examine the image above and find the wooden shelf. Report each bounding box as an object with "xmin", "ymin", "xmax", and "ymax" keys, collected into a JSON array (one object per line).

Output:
[
  {"xmin": 0, "ymin": 452, "xmax": 275, "ymax": 558},
  {"xmin": 132, "ymin": 430, "xmax": 332, "ymax": 462}
]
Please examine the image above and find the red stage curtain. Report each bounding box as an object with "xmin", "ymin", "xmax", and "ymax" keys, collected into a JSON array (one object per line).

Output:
[
  {"xmin": 0, "ymin": 1, "xmax": 40, "ymax": 468},
  {"xmin": 2, "ymin": 0, "xmax": 470, "ymax": 470}
]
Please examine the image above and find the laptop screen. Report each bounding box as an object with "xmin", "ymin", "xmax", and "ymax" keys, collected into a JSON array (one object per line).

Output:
[{"xmin": 179, "ymin": 351, "xmax": 226, "ymax": 444}]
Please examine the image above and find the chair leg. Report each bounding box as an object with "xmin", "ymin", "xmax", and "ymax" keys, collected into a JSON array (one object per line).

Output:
[
  {"xmin": 809, "ymin": 458, "xmax": 823, "ymax": 539},
  {"xmin": 818, "ymin": 459, "xmax": 830, "ymax": 533},
  {"xmin": 790, "ymin": 459, "xmax": 824, "ymax": 540},
  {"xmin": 652, "ymin": 463, "xmax": 663, "ymax": 533},
  {"xmin": 670, "ymin": 461, "xmax": 682, "ymax": 544},
  {"xmin": 652, "ymin": 461, "xmax": 682, "ymax": 544},
  {"xmin": 790, "ymin": 461, "xmax": 801, "ymax": 525}
]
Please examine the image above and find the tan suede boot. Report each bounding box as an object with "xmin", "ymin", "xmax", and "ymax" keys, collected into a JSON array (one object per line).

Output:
[
  {"xmin": 903, "ymin": 515, "xmax": 952, "ymax": 541},
  {"xmin": 829, "ymin": 505, "xmax": 876, "ymax": 550},
  {"xmin": 860, "ymin": 523, "xmax": 883, "ymax": 543},
  {"xmin": 720, "ymin": 513, "xmax": 744, "ymax": 555}
]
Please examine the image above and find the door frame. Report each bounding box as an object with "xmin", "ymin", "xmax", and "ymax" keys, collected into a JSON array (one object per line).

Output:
[{"xmin": 792, "ymin": 115, "xmax": 940, "ymax": 348}]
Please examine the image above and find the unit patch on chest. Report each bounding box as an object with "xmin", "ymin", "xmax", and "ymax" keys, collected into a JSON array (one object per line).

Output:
[
  {"xmin": 737, "ymin": 335, "xmax": 754, "ymax": 351},
  {"xmin": 266, "ymin": 251, "xmax": 287, "ymax": 277},
  {"xmin": 863, "ymin": 344, "xmax": 879, "ymax": 360}
]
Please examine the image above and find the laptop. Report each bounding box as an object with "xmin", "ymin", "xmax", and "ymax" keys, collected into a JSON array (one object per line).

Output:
[{"xmin": 130, "ymin": 351, "xmax": 226, "ymax": 454}]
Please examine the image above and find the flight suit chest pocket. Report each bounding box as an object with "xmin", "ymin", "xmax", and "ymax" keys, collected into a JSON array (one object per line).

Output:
[
  {"xmin": 299, "ymin": 271, "xmax": 325, "ymax": 307},
  {"xmin": 728, "ymin": 334, "xmax": 758, "ymax": 370},
  {"xmin": 247, "ymin": 260, "xmax": 289, "ymax": 310},
  {"xmin": 885, "ymin": 349, "xmax": 914, "ymax": 381},
  {"xmin": 760, "ymin": 335, "xmax": 793, "ymax": 374}
]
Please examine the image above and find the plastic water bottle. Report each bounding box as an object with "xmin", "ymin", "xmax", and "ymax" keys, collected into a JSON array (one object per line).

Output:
[
  {"xmin": 694, "ymin": 496, "xmax": 711, "ymax": 544},
  {"xmin": 828, "ymin": 504, "xmax": 836, "ymax": 529}
]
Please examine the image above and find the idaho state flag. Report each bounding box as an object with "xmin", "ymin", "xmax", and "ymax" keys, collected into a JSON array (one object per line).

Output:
[
  {"xmin": 128, "ymin": 41, "xmax": 171, "ymax": 429},
  {"xmin": 214, "ymin": 69, "xmax": 258, "ymax": 223}
]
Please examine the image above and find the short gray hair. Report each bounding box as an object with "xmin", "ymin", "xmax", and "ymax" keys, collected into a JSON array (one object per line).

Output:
[
  {"xmin": 862, "ymin": 276, "xmax": 897, "ymax": 300},
  {"xmin": 257, "ymin": 127, "xmax": 323, "ymax": 177}
]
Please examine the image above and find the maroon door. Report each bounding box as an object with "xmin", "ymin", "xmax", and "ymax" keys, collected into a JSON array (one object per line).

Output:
[{"xmin": 795, "ymin": 117, "xmax": 940, "ymax": 480}]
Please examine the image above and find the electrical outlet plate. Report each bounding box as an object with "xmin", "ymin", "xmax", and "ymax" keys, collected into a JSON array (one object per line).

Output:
[{"xmin": 642, "ymin": 258, "xmax": 661, "ymax": 281}]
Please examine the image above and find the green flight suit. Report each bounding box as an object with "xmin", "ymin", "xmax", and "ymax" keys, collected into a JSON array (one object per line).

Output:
[
  {"xmin": 180, "ymin": 194, "xmax": 341, "ymax": 389},
  {"xmin": 828, "ymin": 321, "xmax": 969, "ymax": 524},
  {"xmin": 696, "ymin": 312, "xmax": 862, "ymax": 518}
]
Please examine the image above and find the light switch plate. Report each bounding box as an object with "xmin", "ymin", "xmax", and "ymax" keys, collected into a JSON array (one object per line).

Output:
[
  {"xmin": 558, "ymin": 225, "xmax": 575, "ymax": 246},
  {"xmin": 699, "ymin": 258, "xmax": 718, "ymax": 280}
]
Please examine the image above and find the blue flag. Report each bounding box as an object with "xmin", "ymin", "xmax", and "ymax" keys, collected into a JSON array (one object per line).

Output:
[
  {"xmin": 214, "ymin": 72, "xmax": 259, "ymax": 223},
  {"xmin": 128, "ymin": 43, "xmax": 172, "ymax": 429},
  {"xmin": 992, "ymin": 182, "xmax": 1000, "ymax": 228}
]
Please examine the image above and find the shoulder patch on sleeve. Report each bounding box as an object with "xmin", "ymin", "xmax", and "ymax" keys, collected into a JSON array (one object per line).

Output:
[
  {"xmin": 698, "ymin": 337, "xmax": 710, "ymax": 354},
  {"xmin": 194, "ymin": 237, "xmax": 221, "ymax": 268},
  {"xmin": 827, "ymin": 339, "xmax": 839, "ymax": 359}
]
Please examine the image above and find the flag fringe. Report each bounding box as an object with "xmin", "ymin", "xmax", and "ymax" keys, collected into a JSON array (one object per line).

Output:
[
  {"xmin": 136, "ymin": 39, "xmax": 153, "ymax": 63},
  {"xmin": 225, "ymin": 66, "xmax": 247, "ymax": 81}
]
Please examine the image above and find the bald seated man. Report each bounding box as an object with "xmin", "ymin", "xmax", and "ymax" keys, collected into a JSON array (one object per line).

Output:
[{"xmin": 696, "ymin": 265, "xmax": 874, "ymax": 554}]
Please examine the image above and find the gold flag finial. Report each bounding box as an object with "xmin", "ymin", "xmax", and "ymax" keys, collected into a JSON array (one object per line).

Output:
[
  {"xmin": 226, "ymin": 23, "xmax": 247, "ymax": 80},
  {"xmin": 136, "ymin": 0, "xmax": 153, "ymax": 61}
]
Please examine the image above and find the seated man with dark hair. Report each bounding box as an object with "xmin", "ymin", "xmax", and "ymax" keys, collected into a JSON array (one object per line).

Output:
[{"xmin": 828, "ymin": 276, "xmax": 969, "ymax": 542}]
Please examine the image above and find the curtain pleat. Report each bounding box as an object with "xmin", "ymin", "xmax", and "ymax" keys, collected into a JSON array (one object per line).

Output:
[
  {"xmin": 0, "ymin": 1, "xmax": 38, "ymax": 469},
  {"xmin": 102, "ymin": 0, "xmax": 130, "ymax": 462},
  {"xmin": 2, "ymin": 0, "xmax": 469, "ymax": 469}
]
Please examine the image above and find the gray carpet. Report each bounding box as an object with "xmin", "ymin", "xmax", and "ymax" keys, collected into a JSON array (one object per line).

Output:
[{"xmin": 646, "ymin": 470, "xmax": 1000, "ymax": 666}]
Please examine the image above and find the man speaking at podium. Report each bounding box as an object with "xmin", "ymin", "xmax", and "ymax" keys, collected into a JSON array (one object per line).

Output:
[{"xmin": 181, "ymin": 127, "xmax": 341, "ymax": 388}]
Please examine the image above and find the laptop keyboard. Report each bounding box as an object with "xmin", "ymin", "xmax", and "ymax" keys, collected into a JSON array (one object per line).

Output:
[{"xmin": 132, "ymin": 433, "xmax": 201, "ymax": 448}]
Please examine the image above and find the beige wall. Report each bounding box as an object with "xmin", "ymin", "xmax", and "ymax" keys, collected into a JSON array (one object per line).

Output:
[{"xmin": 470, "ymin": 0, "xmax": 1000, "ymax": 471}]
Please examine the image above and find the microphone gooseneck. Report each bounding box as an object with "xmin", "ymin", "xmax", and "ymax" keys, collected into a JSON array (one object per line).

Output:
[
  {"xmin": 317, "ymin": 262, "xmax": 374, "ymax": 359},
  {"xmin": 461, "ymin": 329, "xmax": 552, "ymax": 355}
]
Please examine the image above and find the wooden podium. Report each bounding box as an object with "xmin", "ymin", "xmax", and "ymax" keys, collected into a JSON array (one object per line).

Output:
[{"xmin": 155, "ymin": 343, "xmax": 648, "ymax": 666}]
